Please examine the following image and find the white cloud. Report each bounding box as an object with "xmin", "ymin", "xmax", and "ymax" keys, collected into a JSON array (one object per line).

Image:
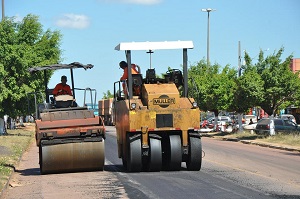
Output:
[
  {"xmin": 55, "ymin": 14, "xmax": 90, "ymax": 29},
  {"xmin": 13, "ymin": 14, "xmax": 23, "ymax": 23},
  {"xmin": 100, "ymin": 0, "xmax": 162, "ymax": 5},
  {"xmin": 9, "ymin": 14, "xmax": 23, "ymax": 23}
]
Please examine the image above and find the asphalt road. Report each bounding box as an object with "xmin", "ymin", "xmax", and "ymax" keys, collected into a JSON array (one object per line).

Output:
[
  {"xmin": 1, "ymin": 126, "xmax": 300, "ymax": 199},
  {"xmin": 104, "ymin": 126, "xmax": 300, "ymax": 199}
]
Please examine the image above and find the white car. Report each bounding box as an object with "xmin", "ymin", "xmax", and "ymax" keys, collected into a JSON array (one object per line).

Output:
[
  {"xmin": 243, "ymin": 115, "xmax": 257, "ymax": 125},
  {"xmin": 280, "ymin": 114, "xmax": 296, "ymax": 124}
]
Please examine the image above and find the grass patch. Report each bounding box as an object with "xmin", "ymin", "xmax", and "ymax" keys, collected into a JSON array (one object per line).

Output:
[
  {"xmin": 224, "ymin": 131, "xmax": 300, "ymax": 147},
  {"xmin": 259, "ymin": 133, "xmax": 300, "ymax": 147},
  {"xmin": 0, "ymin": 125, "xmax": 35, "ymax": 193},
  {"xmin": 224, "ymin": 131, "xmax": 263, "ymax": 140},
  {"xmin": 230, "ymin": 132, "xmax": 262, "ymax": 140}
]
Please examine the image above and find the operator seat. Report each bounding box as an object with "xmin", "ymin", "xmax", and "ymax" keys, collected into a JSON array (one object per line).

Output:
[
  {"xmin": 167, "ymin": 69, "xmax": 183, "ymax": 88},
  {"xmin": 132, "ymin": 74, "xmax": 143, "ymax": 96},
  {"xmin": 145, "ymin": 69, "xmax": 156, "ymax": 84}
]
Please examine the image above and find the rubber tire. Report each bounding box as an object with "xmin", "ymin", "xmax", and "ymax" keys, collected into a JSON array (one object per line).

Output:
[
  {"xmin": 127, "ymin": 135, "xmax": 142, "ymax": 172},
  {"xmin": 148, "ymin": 137, "xmax": 162, "ymax": 171},
  {"xmin": 164, "ymin": 135, "xmax": 182, "ymax": 171},
  {"xmin": 122, "ymin": 156, "xmax": 127, "ymax": 170},
  {"xmin": 186, "ymin": 136, "xmax": 202, "ymax": 171}
]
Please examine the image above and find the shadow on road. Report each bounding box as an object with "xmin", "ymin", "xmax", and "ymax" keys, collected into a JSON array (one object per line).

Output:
[
  {"xmin": 16, "ymin": 165, "xmax": 132, "ymax": 176},
  {"xmin": 104, "ymin": 164, "xmax": 125, "ymax": 172},
  {"xmin": 279, "ymin": 151, "xmax": 300, "ymax": 156},
  {"xmin": 16, "ymin": 168, "xmax": 40, "ymax": 176},
  {"xmin": 104, "ymin": 164, "xmax": 192, "ymax": 173}
]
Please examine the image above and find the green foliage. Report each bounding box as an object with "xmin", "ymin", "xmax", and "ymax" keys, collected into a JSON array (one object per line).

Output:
[
  {"xmin": 188, "ymin": 60, "xmax": 236, "ymax": 116},
  {"xmin": 246, "ymin": 48, "xmax": 300, "ymax": 116},
  {"xmin": 0, "ymin": 15, "xmax": 62, "ymax": 117},
  {"xmin": 231, "ymin": 63, "xmax": 264, "ymax": 113},
  {"xmin": 102, "ymin": 90, "xmax": 114, "ymax": 99},
  {"xmin": 291, "ymin": 88, "xmax": 300, "ymax": 108},
  {"xmin": 188, "ymin": 47, "xmax": 298, "ymax": 116}
]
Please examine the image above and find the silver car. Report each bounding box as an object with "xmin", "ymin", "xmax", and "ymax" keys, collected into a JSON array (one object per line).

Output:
[{"xmin": 255, "ymin": 118, "xmax": 299, "ymax": 135}]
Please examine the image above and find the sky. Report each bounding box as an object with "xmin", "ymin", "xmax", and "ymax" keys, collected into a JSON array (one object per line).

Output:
[{"xmin": 5, "ymin": 0, "xmax": 300, "ymax": 106}]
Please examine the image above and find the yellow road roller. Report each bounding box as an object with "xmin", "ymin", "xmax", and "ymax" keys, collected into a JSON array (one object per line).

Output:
[
  {"xmin": 28, "ymin": 62, "xmax": 105, "ymax": 174},
  {"xmin": 113, "ymin": 41, "xmax": 201, "ymax": 172}
]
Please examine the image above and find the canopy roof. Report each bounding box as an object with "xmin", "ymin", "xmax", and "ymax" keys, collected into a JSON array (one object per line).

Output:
[
  {"xmin": 28, "ymin": 62, "xmax": 93, "ymax": 73},
  {"xmin": 115, "ymin": 41, "xmax": 194, "ymax": 51}
]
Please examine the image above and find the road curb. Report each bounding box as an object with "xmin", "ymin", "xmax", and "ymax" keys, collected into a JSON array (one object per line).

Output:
[{"xmin": 239, "ymin": 140, "xmax": 300, "ymax": 152}]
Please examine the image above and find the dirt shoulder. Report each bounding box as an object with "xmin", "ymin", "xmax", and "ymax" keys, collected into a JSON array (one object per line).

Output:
[{"xmin": 0, "ymin": 123, "xmax": 35, "ymax": 196}]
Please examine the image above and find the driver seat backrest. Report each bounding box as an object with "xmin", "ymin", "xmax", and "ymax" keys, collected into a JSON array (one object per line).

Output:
[
  {"xmin": 132, "ymin": 74, "xmax": 143, "ymax": 86},
  {"xmin": 169, "ymin": 70, "xmax": 183, "ymax": 87},
  {"xmin": 132, "ymin": 74, "xmax": 143, "ymax": 96},
  {"xmin": 47, "ymin": 88, "xmax": 54, "ymax": 96},
  {"xmin": 46, "ymin": 88, "xmax": 54, "ymax": 103},
  {"xmin": 146, "ymin": 69, "xmax": 156, "ymax": 83}
]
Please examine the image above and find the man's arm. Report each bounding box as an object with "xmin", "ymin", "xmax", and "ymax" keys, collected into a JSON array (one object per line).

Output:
[
  {"xmin": 52, "ymin": 84, "xmax": 61, "ymax": 96},
  {"xmin": 66, "ymin": 85, "xmax": 73, "ymax": 96},
  {"xmin": 120, "ymin": 69, "xmax": 128, "ymax": 80}
]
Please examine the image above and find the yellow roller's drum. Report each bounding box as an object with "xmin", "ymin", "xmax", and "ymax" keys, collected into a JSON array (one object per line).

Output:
[{"xmin": 39, "ymin": 140, "xmax": 105, "ymax": 174}]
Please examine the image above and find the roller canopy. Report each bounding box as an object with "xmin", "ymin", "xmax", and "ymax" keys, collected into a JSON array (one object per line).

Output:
[
  {"xmin": 115, "ymin": 41, "xmax": 194, "ymax": 51},
  {"xmin": 28, "ymin": 62, "xmax": 94, "ymax": 74}
]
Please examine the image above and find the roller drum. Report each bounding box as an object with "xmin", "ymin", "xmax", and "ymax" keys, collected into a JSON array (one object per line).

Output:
[{"xmin": 40, "ymin": 140, "xmax": 105, "ymax": 174}]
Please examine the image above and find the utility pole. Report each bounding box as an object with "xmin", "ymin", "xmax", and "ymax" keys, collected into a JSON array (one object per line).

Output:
[
  {"xmin": 202, "ymin": 8, "xmax": 216, "ymax": 66},
  {"xmin": 1, "ymin": 0, "xmax": 4, "ymax": 21},
  {"xmin": 238, "ymin": 41, "xmax": 241, "ymax": 77},
  {"xmin": 237, "ymin": 41, "xmax": 243, "ymax": 132}
]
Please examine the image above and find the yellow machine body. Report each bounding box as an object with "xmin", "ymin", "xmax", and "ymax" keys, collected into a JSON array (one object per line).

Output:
[
  {"xmin": 114, "ymin": 82, "xmax": 201, "ymax": 172},
  {"xmin": 115, "ymin": 83, "xmax": 200, "ymax": 155},
  {"xmin": 114, "ymin": 40, "xmax": 202, "ymax": 172}
]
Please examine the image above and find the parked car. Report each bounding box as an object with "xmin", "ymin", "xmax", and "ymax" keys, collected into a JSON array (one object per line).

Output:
[
  {"xmin": 244, "ymin": 115, "xmax": 257, "ymax": 124},
  {"xmin": 203, "ymin": 116, "xmax": 232, "ymax": 125},
  {"xmin": 200, "ymin": 116, "xmax": 233, "ymax": 132},
  {"xmin": 255, "ymin": 118, "xmax": 299, "ymax": 135},
  {"xmin": 279, "ymin": 114, "xmax": 296, "ymax": 124}
]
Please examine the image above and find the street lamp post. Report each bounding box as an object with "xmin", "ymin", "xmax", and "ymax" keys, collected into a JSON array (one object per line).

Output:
[
  {"xmin": 202, "ymin": 8, "xmax": 216, "ymax": 66},
  {"xmin": 2, "ymin": 0, "xmax": 4, "ymax": 21}
]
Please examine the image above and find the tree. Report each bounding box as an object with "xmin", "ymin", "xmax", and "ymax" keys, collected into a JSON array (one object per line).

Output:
[
  {"xmin": 0, "ymin": 15, "xmax": 62, "ymax": 118},
  {"xmin": 230, "ymin": 61, "xmax": 264, "ymax": 114},
  {"xmin": 246, "ymin": 48, "xmax": 300, "ymax": 116},
  {"xmin": 188, "ymin": 60, "xmax": 236, "ymax": 117},
  {"xmin": 102, "ymin": 90, "xmax": 114, "ymax": 99},
  {"xmin": 188, "ymin": 60, "xmax": 215, "ymax": 112},
  {"xmin": 188, "ymin": 49, "xmax": 299, "ymax": 120}
]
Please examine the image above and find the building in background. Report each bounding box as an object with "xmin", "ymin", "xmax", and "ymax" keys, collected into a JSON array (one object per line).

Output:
[
  {"xmin": 290, "ymin": 58, "xmax": 300, "ymax": 74},
  {"xmin": 98, "ymin": 98, "xmax": 113, "ymax": 126},
  {"xmin": 287, "ymin": 58, "xmax": 300, "ymax": 123}
]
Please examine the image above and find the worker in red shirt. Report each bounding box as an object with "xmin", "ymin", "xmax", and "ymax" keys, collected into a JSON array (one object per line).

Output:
[
  {"xmin": 119, "ymin": 61, "xmax": 140, "ymax": 96},
  {"xmin": 53, "ymin": 75, "xmax": 72, "ymax": 96},
  {"xmin": 120, "ymin": 61, "xmax": 140, "ymax": 80}
]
